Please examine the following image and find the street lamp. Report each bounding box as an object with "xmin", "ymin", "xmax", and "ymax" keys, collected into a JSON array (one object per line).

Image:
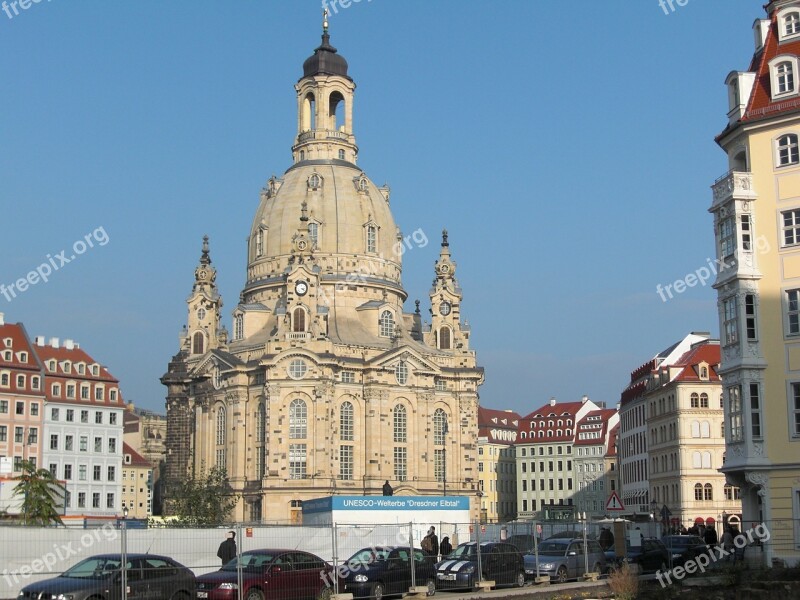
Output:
[
  {"xmin": 650, "ymin": 500, "xmax": 659, "ymax": 536},
  {"xmin": 442, "ymin": 420, "xmax": 448, "ymax": 497},
  {"xmin": 579, "ymin": 512, "xmax": 590, "ymax": 577}
]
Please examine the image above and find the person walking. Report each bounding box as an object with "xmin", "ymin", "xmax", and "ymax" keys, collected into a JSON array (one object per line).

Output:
[
  {"xmin": 704, "ymin": 525, "xmax": 718, "ymax": 547},
  {"xmin": 422, "ymin": 526, "xmax": 439, "ymax": 561},
  {"xmin": 217, "ymin": 530, "xmax": 237, "ymax": 566}
]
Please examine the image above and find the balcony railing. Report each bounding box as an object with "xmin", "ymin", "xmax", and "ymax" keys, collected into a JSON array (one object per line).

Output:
[
  {"xmin": 286, "ymin": 332, "xmax": 310, "ymax": 342},
  {"xmin": 711, "ymin": 171, "xmax": 756, "ymax": 206},
  {"xmin": 296, "ymin": 129, "xmax": 349, "ymax": 143}
]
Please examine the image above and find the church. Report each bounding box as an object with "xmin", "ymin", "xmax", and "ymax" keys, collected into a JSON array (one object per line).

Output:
[{"xmin": 162, "ymin": 17, "xmax": 484, "ymax": 522}]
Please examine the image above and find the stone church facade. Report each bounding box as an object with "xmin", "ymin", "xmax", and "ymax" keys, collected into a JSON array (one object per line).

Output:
[{"xmin": 162, "ymin": 21, "xmax": 484, "ymax": 522}]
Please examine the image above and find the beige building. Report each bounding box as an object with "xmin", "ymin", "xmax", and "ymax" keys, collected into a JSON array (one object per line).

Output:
[
  {"xmin": 121, "ymin": 442, "xmax": 152, "ymax": 519},
  {"xmin": 163, "ymin": 22, "xmax": 483, "ymax": 522},
  {"xmin": 477, "ymin": 407, "xmax": 519, "ymax": 523},
  {"xmin": 711, "ymin": 0, "xmax": 800, "ymax": 566},
  {"xmin": 644, "ymin": 338, "xmax": 741, "ymax": 532},
  {"xmin": 123, "ymin": 403, "xmax": 166, "ymax": 514},
  {"xmin": 573, "ymin": 408, "xmax": 619, "ymax": 518}
]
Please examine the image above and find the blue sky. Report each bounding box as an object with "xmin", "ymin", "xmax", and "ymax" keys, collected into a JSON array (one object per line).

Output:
[{"xmin": 0, "ymin": 0, "xmax": 760, "ymax": 414}]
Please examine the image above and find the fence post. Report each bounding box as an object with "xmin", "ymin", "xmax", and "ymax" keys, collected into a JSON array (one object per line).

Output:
[
  {"xmin": 120, "ymin": 516, "xmax": 128, "ymax": 600},
  {"xmin": 331, "ymin": 522, "xmax": 339, "ymax": 595},
  {"xmin": 475, "ymin": 520, "xmax": 482, "ymax": 585},
  {"xmin": 236, "ymin": 524, "xmax": 243, "ymax": 600},
  {"xmin": 409, "ymin": 522, "xmax": 416, "ymax": 588}
]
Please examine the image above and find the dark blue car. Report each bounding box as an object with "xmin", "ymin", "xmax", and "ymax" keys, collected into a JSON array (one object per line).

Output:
[{"xmin": 339, "ymin": 546, "xmax": 436, "ymax": 600}]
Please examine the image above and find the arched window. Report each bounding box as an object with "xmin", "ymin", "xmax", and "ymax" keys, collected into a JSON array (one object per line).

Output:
[
  {"xmin": 192, "ymin": 331, "xmax": 205, "ymax": 355},
  {"xmin": 395, "ymin": 361, "xmax": 408, "ymax": 385},
  {"xmin": 438, "ymin": 327, "xmax": 451, "ymax": 350},
  {"xmin": 216, "ymin": 406, "xmax": 226, "ymax": 446},
  {"xmin": 691, "ymin": 421, "xmax": 700, "ymax": 438},
  {"xmin": 234, "ymin": 315, "xmax": 244, "ymax": 341},
  {"xmin": 293, "ymin": 307, "xmax": 306, "ymax": 332},
  {"xmin": 690, "ymin": 393, "xmax": 699, "ymax": 408},
  {"xmin": 367, "ymin": 225, "xmax": 377, "ymax": 253},
  {"xmin": 256, "ymin": 402, "xmax": 266, "ymax": 444},
  {"xmin": 694, "ymin": 483, "xmax": 703, "ymax": 501},
  {"xmin": 329, "ymin": 91, "xmax": 345, "ymax": 130},
  {"xmin": 702, "ymin": 451, "xmax": 712, "ymax": 469},
  {"xmin": 379, "ymin": 310, "xmax": 395, "ymax": 337},
  {"xmin": 340, "ymin": 401, "xmax": 354, "ymax": 441},
  {"xmin": 778, "ymin": 133, "xmax": 800, "ymax": 166},
  {"xmin": 256, "ymin": 402, "xmax": 266, "ymax": 478},
  {"xmin": 302, "ymin": 92, "xmax": 316, "ymax": 131},
  {"xmin": 538, "ymin": 431, "xmax": 544, "ymax": 438},
  {"xmin": 255, "ymin": 229, "xmax": 264, "ymax": 257},
  {"xmin": 393, "ymin": 404, "xmax": 407, "ymax": 443},
  {"xmin": 700, "ymin": 393, "xmax": 709, "ymax": 408},
  {"xmin": 701, "ymin": 421, "xmax": 710, "ymax": 438},
  {"xmin": 289, "ymin": 399, "xmax": 307, "ymax": 439},
  {"xmin": 704, "ymin": 483, "xmax": 713, "ymax": 501},
  {"xmin": 308, "ymin": 222, "xmax": 319, "ymax": 248},
  {"xmin": 433, "ymin": 408, "xmax": 447, "ymax": 445}
]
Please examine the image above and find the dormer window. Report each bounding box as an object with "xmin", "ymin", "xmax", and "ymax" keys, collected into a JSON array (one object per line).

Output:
[
  {"xmin": 2, "ymin": 338, "xmax": 10, "ymax": 348},
  {"xmin": 366, "ymin": 225, "xmax": 377, "ymax": 253},
  {"xmin": 63, "ymin": 361, "xmax": 71, "ymax": 374},
  {"xmin": 77, "ymin": 363, "xmax": 85, "ymax": 375},
  {"xmin": 782, "ymin": 10, "xmax": 800, "ymax": 39},
  {"xmin": 48, "ymin": 360, "xmax": 55, "ymax": 372},
  {"xmin": 91, "ymin": 365, "xmax": 99, "ymax": 376},
  {"xmin": 770, "ymin": 56, "xmax": 799, "ymax": 99},
  {"xmin": 308, "ymin": 222, "xmax": 319, "ymax": 248},
  {"xmin": 379, "ymin": 310, "xmax": 395, "ymax": 338},
  {"xmin": 18, "ymin": 352, "xmax": 27, "ymax": 363},
  {"xmin": 777, "ymin": 133, "xmax": 800, "ymax": 167}
]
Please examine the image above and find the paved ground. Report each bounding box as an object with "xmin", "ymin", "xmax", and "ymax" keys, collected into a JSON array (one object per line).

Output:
[{"xmin": 417, "ymin": 580, "xmax": 611, "ymax": 600}]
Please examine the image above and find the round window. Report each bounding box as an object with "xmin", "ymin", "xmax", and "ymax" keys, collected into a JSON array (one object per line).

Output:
[{"xmin": 288, "ymin": 358, "xmax": 308, "ymax": 380}]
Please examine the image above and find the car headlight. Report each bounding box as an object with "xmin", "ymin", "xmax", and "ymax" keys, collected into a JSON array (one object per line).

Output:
[
  {"xmin": 354, "ymin": 575, "xmax": 368, "ymax": 583},
  {"xmin": 539, "ymin": 563, "xmax": 555, "ymax": 570},
  {"xmin": 55, "ymin": 595, "xmax": 74, "ymax": 600},
  {"xmin": 461, "ymin": 565, "xmax": 476, "ymax": 574},
  {"xmin": 218, "ymin": 583, "xmax": 239, "ymax": 590}
]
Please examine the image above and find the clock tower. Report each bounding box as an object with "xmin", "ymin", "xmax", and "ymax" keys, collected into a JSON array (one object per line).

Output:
[{"xmin": 425, "ymin": 229, "xmax": 470, "ymax": 352}]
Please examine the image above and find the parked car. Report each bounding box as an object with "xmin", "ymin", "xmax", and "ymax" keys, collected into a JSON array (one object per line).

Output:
[
  {"xmin": 605, "ymin": 538, "xmax": 670, "ymax": 573},
  {"xmin": 17, "ymin": 553, "xmax": 195, "ymax": 600},
  {"xmin": 506, "ymin": 534, "xmax": 540, "ymax": 554},
  {"xmin": 434, "ymin": 541, "xmax": 525, "ymax": 591},
  {"xmin": 523, "ymin": 538, "xmax": 606, "ymax": 583},
  {"xmin": 661, "ymin": 535, "xmax": 709, "ymax": 568},
  {"xmin": 196, "ymin": 549, "xmax": 333, "ymax": 600},
  {"xmin": 339, "ymin": 546, "xmax": 436, "ymax": 600}
]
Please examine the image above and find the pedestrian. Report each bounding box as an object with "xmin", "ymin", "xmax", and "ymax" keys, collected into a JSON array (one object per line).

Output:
[
  {"xmin": 440, "ymin": 536, "xmax": 452, "ymax": 557},
  {"xmin": 704, "ymin": 525, "xmax": 718, "ymax": 547},
  {"xmin": 382, "ymin": 480, "xmax": 393, "ymax": 496},
  {"xmin": 599, "ymin": 527, "xmax": 614, "ymax": 551},
  {"xmin": 721, "ymin": 527, "xmax": 735, "ymax": 560},
  {"xmin": 217, "ymin": 530, "xmax": 237, "ymax": 566},
  {"xmin": 422, "ymin": 526, "xmax": 439, "ymax": 561}
]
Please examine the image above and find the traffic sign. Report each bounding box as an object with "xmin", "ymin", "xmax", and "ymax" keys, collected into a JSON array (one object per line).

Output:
[{"xmin": 606, "ymin": 491, "xmax": 625, "ymax": 511}]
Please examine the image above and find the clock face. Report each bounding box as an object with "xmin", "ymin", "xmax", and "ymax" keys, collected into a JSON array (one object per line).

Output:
[
  {"xmin": 295, "ymin": 280, "xmax": 309, "ymax": 296},
  {"xmin": 439, "ymin": 301, "xmax": 452, "ymax": 316}
]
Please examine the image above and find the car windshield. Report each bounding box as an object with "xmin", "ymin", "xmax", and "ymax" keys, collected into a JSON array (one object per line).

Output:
[
  {"xmin": 347, "ymin": 549, "xmax": 391, "ymax": 565},
  {"xmin": 537, "ymin": 541, "xmax": 569, "ymax": 555},
  {"xmin": 222, "ymin": 552, "xmax": 275, "ymax": 573},
  {"xmin": 448, "ymin": 545, "xmax": 478, "ymax": 560},
  {"xmin": 62, "ymin": 557, "xmax": 122, "ymax": 579},
  {"xmin": 664, "ymin": 537, "xmax": 701, "ymax": 548}
]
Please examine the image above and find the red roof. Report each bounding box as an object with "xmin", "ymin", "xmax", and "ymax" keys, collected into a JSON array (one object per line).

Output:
[
  {"xmin": 742, "ymin": 11, "xmax": 800, "ymax": 123},
  {"xmin": 607, "ymin": 424, "xmax": 620, "ymax": 457},
  {"xmin": 574, "ymin": 408, "xmax": 617, "ymax": 447},
  {"xmin": 0, "ymin": 320, "xmax": 45, "ymax": 395},
  {"xmin": 670, "ymin": 342, "xmax": 721, "ymax": 383},
  {"xmin": 478, "ymin": 407, "xmax": 521, "ymax": 445},
  {"xmin": 518, "ymin": 401, "xmax": 586, "ymax": 443},
  {"xmin": 122, "ymin": 442, "xmax": 152, "ymax": 468}
]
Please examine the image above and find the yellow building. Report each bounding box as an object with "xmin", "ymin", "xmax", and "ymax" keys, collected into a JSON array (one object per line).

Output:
[
  {"xmin": 121, "ymin": 442, "xmax": 152, "ymax": 519},
  {"xmin": 162, "ymin": 20, "xmax": 483, "ymax": 522},
  {"xmin": 477, "ymin": 408, "xmax": 519, "ymax": 523},
  {"xmin": 711, "ymin": 0, "xmax": 800, "ymax": 566}
]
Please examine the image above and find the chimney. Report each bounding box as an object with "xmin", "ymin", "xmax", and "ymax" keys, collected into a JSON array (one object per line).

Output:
[
  {"xmin": 582, "ymin": 394, "xmax": 589, "ymax": 404},
  {"xmin": 549, "ymin": 397, "xmax": 556, "ymax": 407},
  {"xmin": 34, "ymin": 336, "xmax": 45, "ymax": 346},
  {"xmin": 0, "ymin": 313, "xmax": 4, "ymax": 326},
  {"xmin": 64, "ymin": 340, "xmax": 74, "ymax": 350},
  {"xmin": 49, "ymin": 338, "xmax": 59, "ymax": 348}
]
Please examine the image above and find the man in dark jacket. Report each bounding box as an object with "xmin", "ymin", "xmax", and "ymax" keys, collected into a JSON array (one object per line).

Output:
[
  {"xmin": 704, "ymin": 525, "xmax": 718, "ymax": 547},
  {"xmin": 217, "ymin": 531, "xmax": 237, "ymax": 565},
  {"xmin": 422, "ymin": 526, "xmax": 439, "ymax": 560}
]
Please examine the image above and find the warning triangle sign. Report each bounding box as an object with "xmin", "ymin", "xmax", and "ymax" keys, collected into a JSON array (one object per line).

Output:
[{"xmin": 606, "ymin": 491, "xmax": 625, "ymax": 511}]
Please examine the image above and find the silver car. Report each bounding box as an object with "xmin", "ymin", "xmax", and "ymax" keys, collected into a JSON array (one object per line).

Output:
[{"xmin": 524, "ymin": 538, "xmax": 606, "ymax": 583}]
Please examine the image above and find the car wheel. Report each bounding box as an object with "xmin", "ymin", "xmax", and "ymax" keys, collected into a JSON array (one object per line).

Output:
[
  {"xmin": 372, "ymin": 582, "xmax": 385, "ymax": 600},
  {"xmin": 425, "ymin": 578, "xmax": 436, "ymax": 596},
  {"xmin": 515, "ymin": 571, "xmax": 525, "ymax": 587},
  {"xmin": 556, "ymin": 566, "xmax": 568, "ymax": 584},
  {"xmin": 169, "ymin": 592, "xmax": 190, "ymax": 600},
  {"xmin": 245, "ymin": 589, "xmax": 265, "ymax": 600}
]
